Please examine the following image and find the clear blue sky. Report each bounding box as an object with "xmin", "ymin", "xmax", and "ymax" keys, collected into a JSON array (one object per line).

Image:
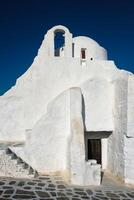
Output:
[{"xmin": 0, "ymin": 0, "xmax": 134, "ymax": 95}]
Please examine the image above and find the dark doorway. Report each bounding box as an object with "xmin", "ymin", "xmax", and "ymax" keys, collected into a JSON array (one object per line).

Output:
[{"xmin": 88, "ymin": 139, "xmax": 101, "ymax": 164}]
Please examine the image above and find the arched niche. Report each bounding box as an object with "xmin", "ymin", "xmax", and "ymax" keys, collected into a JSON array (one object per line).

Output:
[
  {"xmin": 45, "ymin": 25, "xmax": 72, "ymax": 57},
  {"xmin": 54, "ymin": 30, "xmax": 65, "ymax": 57}
]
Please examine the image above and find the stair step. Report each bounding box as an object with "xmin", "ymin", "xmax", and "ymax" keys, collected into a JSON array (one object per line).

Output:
[
  {"xmin": 29, "ymin": 167, "xmax": 34, "ymax": 175},
  {"xmin": 23, "ymin": 163, "xmax": 29, "ymax": 169},
  {"xmin": 0, "ymin": 148, "xmax": 36, "ymax": 178},
  {"xmin": 5, "ymin": 148, "xmax": 12, "ymax": 155},
  {"xmin": 11, "ymin": 153, "xmax": 18, "ymax": 160},
  {"xmin": 34, "ymin": 170, "xmax": 39, "ymax": 178},
  {"xmin": 17, "ymin": 157, "xmax": 24, "ymax": 164}
]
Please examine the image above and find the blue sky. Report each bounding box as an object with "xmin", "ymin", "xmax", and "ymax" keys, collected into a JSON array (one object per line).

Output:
[{"xmin": 0, "ymin": 0, "xmax": 134, "ymax": 95}]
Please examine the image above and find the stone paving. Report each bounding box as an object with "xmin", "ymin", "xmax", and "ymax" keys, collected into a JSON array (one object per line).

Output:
[{"xmin": 0, "ymin": 175, "xmax": 133, "ymax": 200}]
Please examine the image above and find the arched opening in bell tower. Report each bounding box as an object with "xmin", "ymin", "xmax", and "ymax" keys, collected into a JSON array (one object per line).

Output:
[{"xmin": 54, "ymin": 30, "xmax": 65, "ymax": 57}]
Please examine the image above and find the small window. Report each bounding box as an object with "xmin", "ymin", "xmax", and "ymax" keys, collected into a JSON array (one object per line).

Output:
[
  {"xmin": 72, "ymin": 43, "xmax": 75, "ymax": 57},
  {"xmin": 81, "ymin": 48, "xmax": 86, "ymax": 59}
]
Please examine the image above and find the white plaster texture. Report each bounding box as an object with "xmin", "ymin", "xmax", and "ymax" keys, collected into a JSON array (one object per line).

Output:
[
  {"xmin": 81, "ymin": 78, "xmax": 113, "ymax": 131},
  {"xmin": 124, "ymin": 75, "xmax": 134, "ymax": 183},
  {"xmin": 107, "ymin": 76, "xmax": 128, "ymax": 180},
  {"xmin": 124, "ymin": 137, "xmax": 134, "ymax": 184},
  {"xmin": 127, "ymin": 74, "xmax": 134, "ymax": 138}
]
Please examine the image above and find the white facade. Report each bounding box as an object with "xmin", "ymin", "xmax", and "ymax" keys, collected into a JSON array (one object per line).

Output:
[{"xmin": 0, "ymin": 25, "xmax": 134, "ymax": 185}]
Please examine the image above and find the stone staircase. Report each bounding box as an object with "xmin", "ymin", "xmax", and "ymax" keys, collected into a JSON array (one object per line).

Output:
[{"xmin": 0, "ymin": 147, "xmax": 38, "ymax": 178}]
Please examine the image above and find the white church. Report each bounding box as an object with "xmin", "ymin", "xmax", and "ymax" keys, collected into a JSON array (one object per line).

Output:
[{"xmin": 0, "ymin": 25, "xmax": 134, "ymax": 186}]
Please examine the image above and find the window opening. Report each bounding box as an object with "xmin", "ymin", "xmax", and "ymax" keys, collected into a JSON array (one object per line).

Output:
[
  {"xmin": 72, "ymin": 43, "xmax": 74, "ymax": 57},
  {"xmin": 81, "ymin": 48, "xmax": 86, "ymax": 59}
]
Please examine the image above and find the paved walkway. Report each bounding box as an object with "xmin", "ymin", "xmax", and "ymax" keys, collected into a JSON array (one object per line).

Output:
[{"xmin": 0, "ymin": 174, "xmax": 133, "ymax": 200}]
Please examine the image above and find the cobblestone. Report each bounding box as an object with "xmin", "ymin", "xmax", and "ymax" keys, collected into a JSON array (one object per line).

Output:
[{"xmin": 0, "ymin": 175, "xmax": 133, "ymax": 199}]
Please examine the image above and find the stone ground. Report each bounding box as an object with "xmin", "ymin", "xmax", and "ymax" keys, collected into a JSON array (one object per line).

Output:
[{"xmin": 0, "ymin": 174, "xmax": 133, "ymax": 200}]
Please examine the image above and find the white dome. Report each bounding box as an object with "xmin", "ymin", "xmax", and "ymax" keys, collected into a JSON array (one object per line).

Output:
[
  {"xmin": 73, "ymin": 36, "xmax": 100, "ymax": 46},
  {"xmin": 72, "ymin": 36, "xmax": 107, "ymax": 60}
]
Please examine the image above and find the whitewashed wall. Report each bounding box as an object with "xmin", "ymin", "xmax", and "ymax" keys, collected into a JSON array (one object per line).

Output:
[
  {"xmin": 107, "ymin": 75, "xmax": 128, "ymax": 180},
  {"xmin": 124, "ymin": 74, "xmax": 134, "ymax": 184},
  {"xmin": 81, "ymin": 78, "xmax": 113, "ymax": 131},
  {"xmin": 0, "ymin": 56, "xmax": 119, "ymax": 142}
]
